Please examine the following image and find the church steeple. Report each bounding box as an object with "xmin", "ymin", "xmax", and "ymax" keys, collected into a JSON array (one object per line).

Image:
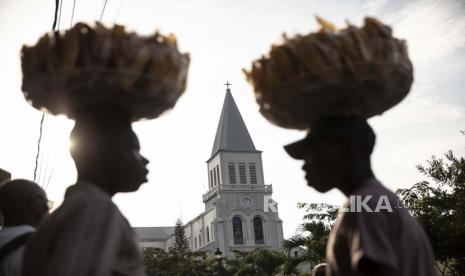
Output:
[{"xmin": 210, "ymin": 83, "xmax": 257, "ymax": 158}]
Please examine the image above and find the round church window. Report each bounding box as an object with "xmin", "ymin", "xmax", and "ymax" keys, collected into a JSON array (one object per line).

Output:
[{"xmin": 241, "ymin": 197, "xmax": 253, "ymax": 208}]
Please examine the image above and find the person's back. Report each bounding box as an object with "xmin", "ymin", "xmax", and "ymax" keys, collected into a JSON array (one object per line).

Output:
[
  {"xmin": 0, "ymin": 179, "xmax": 48, "ymax": 276},
  {"xmin": 326, "ymin": 178, "xmax": 436, "ymax": 276},
  {"xmin": 22, "ymin": 182, "xmax": 144, "ymax": 276}
]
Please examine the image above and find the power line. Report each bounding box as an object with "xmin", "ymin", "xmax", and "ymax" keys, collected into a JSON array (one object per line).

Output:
[
  {"xmin": 33, "ymin": 114, "xmax": 45, "ymax": 182},
  {"xmin": 44, "ymin": 163, "xmax": 56, "ymax": 191},
  {"xmin": 43, "ymin": 118, "xmax": 57, "ymax": 191},
  {"xmin": 57, "ymin": 0, "xmax": 64, "ymax": 30},
  {"xmin": 113, "ymin": 0, "xmax": 124, "ymax": 23},
  {"xmin": 37, "ymin": 148, "xmax": 45, "ymax": 184},
  {"xmin": 36, "ymin": 116, "xmax": 48, "ymax": 185},
  {"xmin": 41, "ymin": 154, "xmax": 50, "ymax": 188},
  {"xmin": 70, "ymin": 0, "xmax": 77, "ymax": 27},
  {"xmin": 51, "ymin": 0, "xmax": 59, "ymax": 31},
  {"xmin": 34, "ymin": 0, "xmax": 61, "ymax": 182},
  {"xmin": 100, "ymin": 0, "xmax": 108, "ymax": 21}
]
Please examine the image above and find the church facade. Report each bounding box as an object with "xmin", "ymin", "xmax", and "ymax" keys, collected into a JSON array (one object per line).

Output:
[{"xmin": 134, "ymin": 87, "xmax": 284, "ymax": 256}]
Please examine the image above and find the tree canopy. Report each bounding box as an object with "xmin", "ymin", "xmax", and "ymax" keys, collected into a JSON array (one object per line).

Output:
[
  {"xmin": 169, "ymin": 218, "xmax": 190, "ymax": 253},
  {"xmin": 398, "ymin": 149, "xmax": 465, "ymax": 275},
  {"xmin": 282, "ymin": 202, "xmax": 338, "ymax": 274}
]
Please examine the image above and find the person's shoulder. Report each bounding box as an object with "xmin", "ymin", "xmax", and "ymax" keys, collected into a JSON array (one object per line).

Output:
[
  {"xmin": 0, "ymin": 225, "xmax": 35, "ymax": 236},
  {"xmin": 64, "ymin": 182, "xmax": 115, "ymax": 207},
  {"xmin": 356, "ymin": 178, "xmax": 396, "ymax": 198},
  {"xmin": 42, "ymin": 183, "xmax": 118, "ymax": 228},
  {"xmin": 343, "ymin": 179, "xmax": 396, "ymax": 214},
  {"xmin": 0, "ymin": 225, "xmax": 35, "ymax": 248}
]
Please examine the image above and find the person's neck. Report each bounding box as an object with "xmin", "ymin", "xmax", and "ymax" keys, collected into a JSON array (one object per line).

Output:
[
  {"xmin": 77, "ymin": 174, "xmax": 117, "ymax": 197},
  {"xmin": 339, "ymin": 170, "xmax": 375, "ymax": 197}
]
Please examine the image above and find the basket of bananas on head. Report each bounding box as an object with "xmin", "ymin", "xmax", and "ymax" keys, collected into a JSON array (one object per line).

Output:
[
  {"xmin": 21, "ymin": 22, "xmax": 190, "ymax": 121},
  {"xmin": 244, "ymin": 17, "xmax": 413, "ymax": 130}
]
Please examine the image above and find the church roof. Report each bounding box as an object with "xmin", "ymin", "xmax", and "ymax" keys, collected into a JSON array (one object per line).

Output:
[
  {"xmin": 210, "ymin": 88, "xmax": 257, "ymax": 158},
  {"xmin": 134, "ymin": 227, "xmax": 174, "ymax": 241}
]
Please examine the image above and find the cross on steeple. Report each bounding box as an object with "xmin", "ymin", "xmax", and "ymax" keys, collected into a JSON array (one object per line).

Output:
[{"xmin": 224, "ymin": 81, "xmax": 232, "ymax": 91}]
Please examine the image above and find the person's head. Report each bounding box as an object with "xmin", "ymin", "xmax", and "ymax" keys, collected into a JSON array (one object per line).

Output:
[
  {"xmin": 312, "ymin": 263, "xmax": 327, "ymax": 276},
  {"xmin": 0, "ymin": 179, "xmax": 49, "ymax": 227},
  {"xmin": 284, "ymin": 117, "xmax": 375, "ymax": 195},
  {"xmin": 69, "ymin": 105, "xmax": 149, "ymax": 195}
]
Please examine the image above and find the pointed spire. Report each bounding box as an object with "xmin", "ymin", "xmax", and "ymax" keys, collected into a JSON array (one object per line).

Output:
[{"xmin": 210, "ymin": 84, "xmax": 257, "ymax": 157}]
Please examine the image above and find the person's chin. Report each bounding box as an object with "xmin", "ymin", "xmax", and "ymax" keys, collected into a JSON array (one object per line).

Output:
[
  {"xmin": 118, "ymin": 180, "xmax": 145, "ymax": 193},
  {"xmin": 312, "ymin": 185, "xmax": 333, "ymax": 193},
  {"xmin": 306, "ymin": 177, "xmax": 333, "ymax": 193}
]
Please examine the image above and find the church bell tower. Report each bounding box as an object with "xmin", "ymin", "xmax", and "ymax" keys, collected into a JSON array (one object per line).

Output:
[{"xmin": 202, "ymin": 83, "xmax": 283, "ymax": 254}]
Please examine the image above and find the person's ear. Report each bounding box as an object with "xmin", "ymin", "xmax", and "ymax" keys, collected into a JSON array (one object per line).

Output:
[{"xmin": 28, "ymin": 194, "xmax": 49, "ymax": 222}]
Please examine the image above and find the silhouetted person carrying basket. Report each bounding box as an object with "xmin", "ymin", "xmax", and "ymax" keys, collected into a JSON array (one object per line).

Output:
[
  {"xmin": 244, "ymin": 17, "xmax": 438, "ymax": 276},
  {"xmin": 20, "ymin": 22, "xmax": 190, "ymax": 276}
]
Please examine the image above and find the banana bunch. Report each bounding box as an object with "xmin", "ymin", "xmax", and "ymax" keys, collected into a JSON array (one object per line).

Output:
[
  {"xmin": 21, "ymin": 22, "xmax": 190, "ymax": 121},
  {"xmin": 244, "ymin": 17, "xmax": 413, "ymax": 129}
]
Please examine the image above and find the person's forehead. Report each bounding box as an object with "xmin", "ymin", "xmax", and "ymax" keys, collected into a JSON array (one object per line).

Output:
[
  {"xmin": 108, "ymin": 128, "xmax": 139, "ymax": 146},
  {"xmin": 306, "ymin": 136, "xmax": 347, "ymax": 152},
  {"xmin": 131, "ymin": 132, "xmax": 140, "ymax": 147},
  {"xmin": 125, "ymin": 130, "xmax": 138, "ymax": 141},
  {"xmin": 308, "ymin": 136, "xmax": 343, "ymax": 146}
]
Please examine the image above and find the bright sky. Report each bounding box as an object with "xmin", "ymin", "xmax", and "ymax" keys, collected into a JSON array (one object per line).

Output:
[{"xmin": 0, "ymin": 0, "xmax": 464, "ymax": 238}]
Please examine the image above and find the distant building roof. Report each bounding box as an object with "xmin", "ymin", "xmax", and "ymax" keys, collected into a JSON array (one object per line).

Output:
[
  {"xmin": 133, "ymin": 227, "xmax": 174, "ymax": 241},
  {"xmin": 210, "ymin": 88, "xmax": 257, "ymax": 158}
]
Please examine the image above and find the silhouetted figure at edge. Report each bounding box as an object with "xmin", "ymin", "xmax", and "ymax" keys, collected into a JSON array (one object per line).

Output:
[
  {"xmin": 23, "ymin": 106, "xmax": 149, "ymax": 276},
  {"xmin": 0, "ymin": 179, "xmax": 49, "ymax": 276},
  {"xmin": 284, "ymin": 117, "xmax": 437, "ymax": 276}
]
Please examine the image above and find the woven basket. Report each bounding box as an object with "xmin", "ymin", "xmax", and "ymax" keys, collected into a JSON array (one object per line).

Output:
[
  {"xmin": 21, "ymin": 22, "xmax": 189, "ymax": 121},
  {"xmin": 22, "ymin": 68, "xmax": 188, "ymax": 121},
  {"xmin": 245, "ymin": 17, "xmax": 413, "ymax": 129},
  {"xmin": 256, "ymin": 62, "xmax": 413, "ymax": 129}
]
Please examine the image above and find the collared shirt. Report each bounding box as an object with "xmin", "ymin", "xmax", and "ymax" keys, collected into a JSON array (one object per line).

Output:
[
  {"xmin": 22, "ymin": 183, "xmax": 144, "ymax": 276},
  {"xmin": 326, "ymin": 178, "xmax": 437, "ymax": 276},
  {"xmin": 0, "ymin": 225, "xmax": 35, "ymax": 276}
]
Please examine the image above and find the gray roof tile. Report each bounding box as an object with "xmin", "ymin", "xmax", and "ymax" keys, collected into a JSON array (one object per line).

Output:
[
  {"xmin": 133, "ymin": 227, "xmax": 174, "ymax": 241},
  {"xmin": 211, "ymin": 89, "xmax": 256, "ymax": 157}
]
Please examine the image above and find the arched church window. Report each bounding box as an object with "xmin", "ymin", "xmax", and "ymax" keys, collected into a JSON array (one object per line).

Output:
[
  {"xmin": 213, "ymin": 169, "xmax": 217, "ymax": 186},
  {"xmin": 211, "ymin": 223, "xmax": 215, "ymax": 241},
  {"xmin": 195, "ymin": 237, "xmax": 197, "ymax": 249},
  {"xmin": 249, "ymin": 163, "xmax": 257, "ymax": 184},
  {"xmin": 216, "ymin": 165, "xmax": 220, "ymax": 185},
  {"xmin": 206, "ymin": 227, "xmax": 210, "ymax": 242},
  {"xmin": 253, "ymin": 216, "xmax": 264, "ymax": 244},
  {"xmin": 209, "ymin": 170, "xmax": 213, "ymax": 189},
  {"xmin": 198, "ymin": 234, "xmax": 202, "ymax": 247},
  {"xmin": 228, "ymin": 162, "xmax": 236, "ymax": 184},
  {"xmin": 239, "ymin": 163, "xmax": 247, "ymax": 184},
  {"xmin": 232, "ymin": 216, "xmax": 244, "ymax": 244}
]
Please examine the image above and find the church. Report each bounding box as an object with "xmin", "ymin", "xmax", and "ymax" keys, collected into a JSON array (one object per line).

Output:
[{"xmin": 134, "ymin": 85, "xmax": 284, "ymax": 257}]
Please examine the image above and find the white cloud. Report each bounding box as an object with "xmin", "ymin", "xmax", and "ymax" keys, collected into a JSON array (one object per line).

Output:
[
  {"xmin": 365, "ymin": 0, "xmax": 465, "ymax": 64},
  {"xmin": 379, "ymin": 95, "xmax": 465, "ymax": 126},
  {"xmin": 362, "ymin": 0, "xmax": 389, "ymax": 14}
]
